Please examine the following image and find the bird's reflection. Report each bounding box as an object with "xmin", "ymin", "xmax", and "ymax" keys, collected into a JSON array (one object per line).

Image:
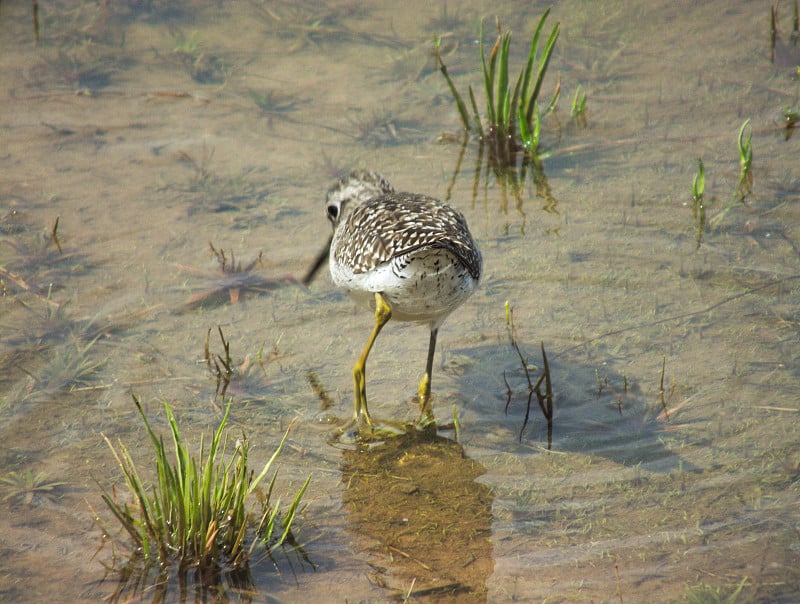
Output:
[{"xmin": 340, "ymin": 428, "xmax": 493, "ymax": 602}]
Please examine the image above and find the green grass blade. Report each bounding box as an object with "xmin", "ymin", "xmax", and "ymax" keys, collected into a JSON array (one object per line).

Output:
[
  {"xmin": 480, "ymin": 20, "xmax": 498, "ymax": 127},
  {"xmin": 497, "ymin": 33, "xmax": 511, "ymax": 131},
  {"xmin": 436, "ymin": 42, "xmax": 472, "ymax": 131},
  {"xmin": 526, "ymin": 20, "xmax": 560, "ymax": 127},
  {"xmin": 101, "ymin": 436, "xmax": 147, "ymax": 548},
  {"xmin": 692, "ymin": 158, "xmax": 705, "ymax": 205},
  {"xmin": 467, "ymin": 85, "xmax": 483, "ymax": 136},
  {"xmin": 543, "ymin": 75, "xmax": 561, "ymax": 116},
  {"xmin": 248, "ymin": 423, "xmax": 293, "ymax": 496},
  {"xmin": 518, "ymin": 102, "xmax": 533, "ymax": 152},
  {"xmin": 509, "ymin": 71, "xmax": 524, "ymax": 139},
  {"xmin": 101, "ymin": 493, "xmax": 143, "ymax": 548},
  {"xmin": 519, "ymin": 8, "xmax": 550, "ymax": 116},
  {"xmin": 277, "ymin": 474, "xmax": 311, "ymax": 547},
  {"xmin": 260, "ymin": 499, "xmax": 282, "ymax": 547}
]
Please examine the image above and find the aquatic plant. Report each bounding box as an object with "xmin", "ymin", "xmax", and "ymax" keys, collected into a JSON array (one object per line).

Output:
[
  {"xmin": 34, "ymin": 49, "xmax": 115, "ymax": 89},
  {"xmin": 251, "ymin": 2, "xmax": 400, "ymax": 53},
  {"xmin": 570, "ymin": 84, "xmax": 588, "ymax": 127},
  {"xmin": 735, "ymin": 118, "xmax": 753, "ymax": 202},
  {"xmin": 684, "ymin": 576, "xmax": 749, "ymax": 603},
  {"xmin": 248, "ymin": 89, "xmax": 307, "ymax": 125},
  {"xmin": 782, "ymin": 105, "xmax": 798, "ymax": 140},
  {"xmin": 205, "ymin": 326, "xmax": 234, "ymax": 400},
  {"xmin": 1, "ymin": 468, "xmax": 65, "ymax": 506},
  {"xmin": 178, "ymin": 242, "xmax": 292, "ymax": 309},
  {"xmin": 99, "ymin": 396, "xmax": 310, "ymax": 574},
  {"xmin": 0, "ymin": 216, "xmax": 68, "ymax": 291},
  {"xmin": 172, "ymin": 30, "xmax": 201, "ymax": 56},
  {"xmin": 435, "ymin": 11, "xmax": 562, "ymax": 227},
  {"xmin": 707, "ymin": 120, "xmax": 754, "ymax": 231},
  {"xmin": 171, "ymin": 29, "xmax": 225, "ymax": 83},
  {"xmin": 203, "ymin": 328, "xmax": 282, "ymax": 405},
  {"xmin": 436, "ymin": 10, "xmax": 560, "ymax": 165},
  {"xmin": 425, "ymin": 2, "xmax": 469, "ymax": 34},
  {"xmin": 346, "ymin": 105, "xmax": 419, "ymax": 146},
  {"xmin": 18, "ymin": 337, "xmax": 105, "ymax": 402},
  {"xmin": 770, "ymin": 1, "xmax": 800, "ymax": 67},
  {"xmin": 173, "ymin": 144, "xmax": 270, "ymax": 215},
  {"xmin": 691, "ymin": 158, "xmax": 706, "ymax": 248}
]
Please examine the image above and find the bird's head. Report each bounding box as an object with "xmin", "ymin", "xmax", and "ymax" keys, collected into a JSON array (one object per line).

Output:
[{"xmin": 325, "ymin": 170, "xmax": 394, "ymax": 229}]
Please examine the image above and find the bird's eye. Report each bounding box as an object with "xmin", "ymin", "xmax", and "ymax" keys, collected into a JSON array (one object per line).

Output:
[{"xmin": 327, "ymin": 204, "xmax": 339, "ymax": 222}]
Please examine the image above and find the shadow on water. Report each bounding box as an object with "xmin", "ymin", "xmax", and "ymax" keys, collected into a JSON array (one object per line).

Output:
[
  {"xmin": 462, "ymin": 341, "xmax": 699, "ymax": 474},
  {"xmin": 340, "ymin": 428, "xmax": 494, "ymax": 602},
  {"xmin": 436, "ymin": 135, "xmax": 693, "ymax": 475}
]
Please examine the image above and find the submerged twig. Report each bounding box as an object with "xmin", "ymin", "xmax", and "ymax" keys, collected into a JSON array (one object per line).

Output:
[
  {"xmin": 504, "ymin": 301, "xmax": 554, "ymax": 447},
  {"xmin": 205, "ymin": 326, "xmax": 234, "ymax": 400},
  {"xmin": 658, "ymin": 356, "xmax": 675, "ymax": 420}
]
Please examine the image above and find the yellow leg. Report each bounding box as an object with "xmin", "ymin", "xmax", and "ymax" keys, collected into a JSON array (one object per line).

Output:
[
  {"xmin": 353, "ymin": 292, "xmax": 392, "ymax": 426},
  {"xmin": 417, "ymin": 328, "xmax": 438, "ymax": 421}
]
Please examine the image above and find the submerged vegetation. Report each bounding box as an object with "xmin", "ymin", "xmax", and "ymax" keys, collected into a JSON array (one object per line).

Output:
[
  {"xmin": 171, "ymin": 28, "xmax": 226, "ymax": 83},
  {"xmin": 684, "ymin": 576, "xmax": 749, "ymax": 604},
  {"xmin": 97, "ymin": 397, "xmax": 310, "ymax": 589},
  {"xmin": 1, "ymin": 468, "xmax": 65, "ymax": 506},
  {"xmin": 177, "ymin": 242, "xmax": 293, "ymax": 309}
]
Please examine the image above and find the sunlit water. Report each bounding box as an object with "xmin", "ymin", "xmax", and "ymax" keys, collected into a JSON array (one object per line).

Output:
[{"xmin": 1, "ymin": 1, "xmax": 799, "ymax": 602}]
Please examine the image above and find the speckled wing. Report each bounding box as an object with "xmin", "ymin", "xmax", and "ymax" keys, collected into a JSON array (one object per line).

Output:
[{"xmin": 336, "ymin": 192, "xmax": 482, "ymax": 280}]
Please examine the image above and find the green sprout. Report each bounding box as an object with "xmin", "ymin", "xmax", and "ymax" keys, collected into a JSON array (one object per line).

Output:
[
  {"xmin": 709, "ymin": 119, "xmax": 757, "ymax": 230},
  {"xmin": 435, "ymin": 10, "xmax": 560, "ymax": 164},
  {"xmin": 736, "ymin": 118, "xmax": 753, "ymax": 202},
  {"xmin": 692, "ymin": 158, "xmax": 706, "ymax": 248},
  {"xmin": 570, "ymin": 84, "xmax": 587, "ymax": 127},
  {"xmin": 173, "ymin": 30, "xmax": 202, "ymax": 57}
]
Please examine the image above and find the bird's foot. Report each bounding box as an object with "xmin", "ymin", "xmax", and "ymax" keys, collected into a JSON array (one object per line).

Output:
[{"xmin": 328, "ymin": 413, "xmax": 436, "ymax": 447}]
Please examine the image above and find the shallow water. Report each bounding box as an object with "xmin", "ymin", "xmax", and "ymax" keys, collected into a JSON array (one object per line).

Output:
[{"xmin": 1, "ymin": 0, "xmax": 799, "ymax": 602}]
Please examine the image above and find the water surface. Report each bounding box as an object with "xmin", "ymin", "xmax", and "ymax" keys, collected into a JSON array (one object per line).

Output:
[{"xmin": 1, "ymin": 0, "xmax": 798, "ymax": 602}]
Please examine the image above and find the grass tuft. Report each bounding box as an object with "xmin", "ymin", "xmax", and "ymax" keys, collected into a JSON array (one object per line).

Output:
[
  {"xmin": 684, "ymin": 576, "xmax": 748, "ymax": 603},
  {"xmin": 435, "ymin": 11, "xmax": 562, "ymax": 221},
  {"xmin": 436, "ymin": 10, "xmax": 560, "ymax": 165},
  {"xmin": 99, "ymin": 396, "xmax": 309, "ymax": 576}
]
